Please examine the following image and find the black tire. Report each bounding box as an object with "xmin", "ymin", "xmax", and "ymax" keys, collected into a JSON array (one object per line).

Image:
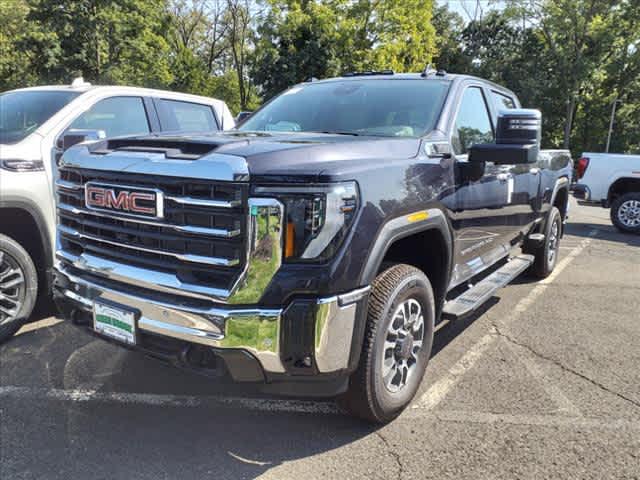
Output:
[
  {"xmin": 610, "ymin": 192, "xmax": 640, "ymax": 234},
  {"xmin": 530, "ymin": 206, "xmax": 562, "ymax": 279},
  {"xmin": 339, "ymin": 264, "xmax": 435, "ymax": 423},
  {"xmin": 0, "ymin": 234, "xmax": 38, "ymax": 342}
]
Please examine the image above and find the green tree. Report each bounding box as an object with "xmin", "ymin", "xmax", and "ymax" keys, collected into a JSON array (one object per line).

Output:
[{"xmin": 25, "ymin": 0, "xmax": 173, "ymax": 87}]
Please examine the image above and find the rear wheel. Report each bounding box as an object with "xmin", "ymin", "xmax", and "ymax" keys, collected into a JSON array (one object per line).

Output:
[
  {"xmin": 339, "ymin": 264, "xmax": 435, "ymax": 423},
  {"xmin": 530, "ymin": 206, "xmax": 561, "ymax": 279},
  {"xmin": 0, "ymin": 234, "xmax": 37, "ymax": 342},
  {"xmin": 610, "ymin": 192, "xmax": 640, "ymax": 234}
]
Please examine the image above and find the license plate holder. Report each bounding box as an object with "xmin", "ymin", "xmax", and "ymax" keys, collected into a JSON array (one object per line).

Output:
[{"xmin": 93, "ymin": 300, "xmax": 138, "ymax": 346}]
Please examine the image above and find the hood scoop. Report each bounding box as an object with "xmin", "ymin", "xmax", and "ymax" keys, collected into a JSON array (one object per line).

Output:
[{"xmin": 87, "ymin": 137, "xmax": 222, "ymax": 160}]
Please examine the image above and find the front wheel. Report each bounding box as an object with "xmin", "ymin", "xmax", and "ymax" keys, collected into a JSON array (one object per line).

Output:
[
  {"xmin": 0, "ymin": 234, "xmax": 38, "ymax": 342},
  {"xmin": 339, "ymin": 264, "xmax": 435, "ymax": 423},
  {"xmin": 610, "ymin": 192, "xmax": 640, "ymax": 234}
]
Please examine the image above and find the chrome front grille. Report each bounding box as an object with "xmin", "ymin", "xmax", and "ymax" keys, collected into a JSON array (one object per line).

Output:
[{"xmin": 56, "ymin": 168, "xmax": 248, "ymax": 302}]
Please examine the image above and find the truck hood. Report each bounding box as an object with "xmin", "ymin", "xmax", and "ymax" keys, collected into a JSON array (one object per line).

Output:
[
  {"xmin": 0, "ymin": 134, "xmax": 43, "ymax": 161},
  {"xmin": 120, "ymin": 131, "xmax": 422, "ymax": 182}
]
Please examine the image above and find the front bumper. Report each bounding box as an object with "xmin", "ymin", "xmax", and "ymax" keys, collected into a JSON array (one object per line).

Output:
[{"xmin": 53, "ymin": 263, "xmax": 369, "ymax": 383}]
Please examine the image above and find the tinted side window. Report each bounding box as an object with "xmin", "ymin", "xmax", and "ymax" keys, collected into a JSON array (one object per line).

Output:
[
  {"xmin": 70, "ymin": 97, "xmax": 149, "ymax": 138},
  {"xmin": 452, "ymin": 87, "xmax": 493, "ymax": 155},
  {"xmin": 159, "ymin": 100, "xmax": 218, "ymax": 132},
  {"xmin": 491, "ymin": 90, "xmax": 516, "ymax": 111}
]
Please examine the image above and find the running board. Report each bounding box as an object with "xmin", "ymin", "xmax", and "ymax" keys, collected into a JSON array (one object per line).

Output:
[{"xmin": 442, "ymin": 254, "xmax": 534, "ymax": 321}]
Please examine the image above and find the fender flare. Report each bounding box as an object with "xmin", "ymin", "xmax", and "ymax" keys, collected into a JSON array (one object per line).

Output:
[
  {"xmin": 0, "ymin": 198, "xmax": 53, "ymax": 275},
  {"xmin": 360, "ymin": 208, "xmax": 454, "ymax": 287},
  {"xmin": 549, "ymin": 176, "xmax": 570, "ymax": 215}
]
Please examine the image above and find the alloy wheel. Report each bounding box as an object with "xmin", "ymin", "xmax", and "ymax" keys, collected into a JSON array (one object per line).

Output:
[
  {"xmin": 618, "ymin": 199, "xmax": 640, "ymax": 228},
  {"xmin": 0, "ymin": 250, "xmax": 26, "ymax": 325},
  {"xmin": 381, "ymin": 298, "xmax": 425, "ymax": 393}
]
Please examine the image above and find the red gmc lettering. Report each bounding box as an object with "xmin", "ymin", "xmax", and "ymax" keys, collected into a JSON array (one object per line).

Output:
[
  {"xmin": 105, "ymin": 191, "xmax": 129, "ymax": 210},
  {"xmin": 85, "ymin": 186, "xmax": 156, "ymax": 216},
  {"xmin": 86, "ymin": 186, "xmax": 106, "ymax": 208},
  {"xmin": 128, "ymin": 192, "xmax": 155, "ymax": 215}
]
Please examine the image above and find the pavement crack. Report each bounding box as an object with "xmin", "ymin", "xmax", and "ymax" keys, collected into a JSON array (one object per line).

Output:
[
  {"xmin": 374, "ymin": 430, "xmax": 404, "ymax": 480},
  {"xmin": 490, "ymin": 323, "xmax": 640, "ymax": 410}
]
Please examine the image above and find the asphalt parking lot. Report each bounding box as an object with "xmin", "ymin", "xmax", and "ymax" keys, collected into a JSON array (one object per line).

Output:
[{"xmin": 1, "ymin": 198, "xmax": 639, "ymax": 480}]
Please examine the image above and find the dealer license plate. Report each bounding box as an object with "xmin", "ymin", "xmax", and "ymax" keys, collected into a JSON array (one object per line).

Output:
[{"xmin": 93, "ymin": 301, "xmax": 137, "ymax": 345}]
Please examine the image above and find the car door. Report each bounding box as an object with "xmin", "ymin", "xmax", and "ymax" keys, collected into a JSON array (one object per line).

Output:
[
  {"xmin": 487, "ymin": 89, "xmax": 541, "ymax": 234},
  {"xmin": 448, "ymin": 85, "xmax": 512, "ymax": 288}
]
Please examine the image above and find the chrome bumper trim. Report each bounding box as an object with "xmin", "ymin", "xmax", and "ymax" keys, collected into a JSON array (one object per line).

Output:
[
  {"xmin": 56, "ymin": 263, "xmax": 370, "ymax": 375},
  {"xmin": 314, "ymin": 286, "xmax": 370, "ymax": 373},
  {"xmin": 55, "ymin": 264, "xmax": 285, "ymax": 373}
]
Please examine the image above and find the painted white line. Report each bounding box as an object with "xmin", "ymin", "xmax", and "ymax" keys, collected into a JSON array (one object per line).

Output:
[
  {"xmin": 16, "ymin": 317, "xmax": 64, "ymax": 335},
  {"xmin": 0, "ymin": 385, "xmax": 341, "ymax": 415},
  {"xmin": 414, "ymin": 230, "xmax": 598, "ymax": 410},
  {"xmin": 503, "ymin": 339, "xmax": 581, "ymax": 416}
]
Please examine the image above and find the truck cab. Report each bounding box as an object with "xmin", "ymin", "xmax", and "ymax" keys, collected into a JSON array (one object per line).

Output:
[
  {"xmin": 52, "ymin": 72, "xmax": 572, "ymax": 422},
  {"xmin": 0, "ymin": 79, "xmax": 234, "ymax": 339}
]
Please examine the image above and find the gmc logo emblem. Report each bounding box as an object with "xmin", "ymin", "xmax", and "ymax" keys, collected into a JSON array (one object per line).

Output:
[{"xmin": 84, "ymin": 182, "xmax": 163, "ymax": 219}]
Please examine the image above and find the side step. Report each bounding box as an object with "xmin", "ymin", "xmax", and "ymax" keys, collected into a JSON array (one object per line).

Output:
[{"xmin": 442, "ymin": 254, "xmax": 534, "ymax": 321}]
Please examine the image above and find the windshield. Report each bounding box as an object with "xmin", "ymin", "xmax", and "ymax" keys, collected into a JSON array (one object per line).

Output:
[
  {"xmin": 238, "ymin": 79, "xmax": 449, "ymax": 138},
  {"xmin": 0, "ymin": 90, "xmax": 80, "ymax": 144}
]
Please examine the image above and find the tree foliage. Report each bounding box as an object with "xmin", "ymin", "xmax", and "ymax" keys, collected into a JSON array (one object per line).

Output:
[
  {"xmin": 433, "ymin": 0, "xmax": 640, "ymax": 154},
  {"xmin": 0, "ymin": 0, "xmax": 638, "ymax": 152}
]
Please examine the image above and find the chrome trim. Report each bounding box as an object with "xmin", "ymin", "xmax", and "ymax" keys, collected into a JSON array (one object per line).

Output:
[
  {"xmin": 55, "ymin": 265, "xmax": 285, "ymax": 373},
  {"xmin": 338, "ymin": 286, "xmax": 371, "ymax": 306},
  {"xmin": 165, "ymin": 195, "xmax": 240, "ymax": 209},
  {"xmin": 59, "ymin": 224, "xmax": 239, "ymax": 267},
  {"xmin": 226, "ymin": 198, "xmax": 284, "ymax": 304},
  {"xmin": 56, "ymin": 198, "xmax": 282, "ymax": 304},
  {"xmin": 57, "ymin": 203, "xmax": 240, "ymax": 238},
  {"xmin": 313, "ymin": 287, "xmax": 369, "ymax": 373},
  {"xmin": 57, "ymin": 250, "xmax": 232, "ymax": 302},
  {"xmin": 57, "ymin": 262, "xmax": 369, "ymax": 375},
  {"xmin": 61, "ymin": 146, "xmax": 250, "ymax": 182},
  {"xmin": 55, "ymin": 179, "xmax": 83, "ymax": 191},
  {"xmin": 84, "ymin": 181, "xmax": 165, "ymax": 220}
]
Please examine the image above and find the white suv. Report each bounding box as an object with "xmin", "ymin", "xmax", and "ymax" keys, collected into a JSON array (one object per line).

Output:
[{"xmin": 0, "ymin": 79, "xmax": 235, "ymax": 340}]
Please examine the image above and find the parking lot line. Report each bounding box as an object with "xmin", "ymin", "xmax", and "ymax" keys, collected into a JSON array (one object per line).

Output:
[
  {"xmin": 0, "ymin": 385, "xmax": 342, "ymax": 414},
  {"xmin": 414, "ymin": 230, "xmax": 598, "ymax": 411}
]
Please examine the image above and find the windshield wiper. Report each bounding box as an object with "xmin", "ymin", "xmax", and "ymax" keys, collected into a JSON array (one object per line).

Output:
[{"xmin": 313, "ymin": 130, "xmax": 361, "ymax": 136}]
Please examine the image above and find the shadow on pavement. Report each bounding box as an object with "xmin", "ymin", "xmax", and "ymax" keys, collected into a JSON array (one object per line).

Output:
[
  {"xmin": 564, "ymin": 222, "xmax": 640, "ymax": 246},
  {"xmin": 1, "ymin": 321, "xmax": 386, "ymax": 480}
]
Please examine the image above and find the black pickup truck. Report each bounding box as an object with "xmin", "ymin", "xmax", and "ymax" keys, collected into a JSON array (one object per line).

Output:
[{"xmin": 53, "ymin": 71, "xmax": 572, "ymax": 423}]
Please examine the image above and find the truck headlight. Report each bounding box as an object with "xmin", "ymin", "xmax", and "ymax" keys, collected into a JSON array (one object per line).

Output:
[
  {"xmin": 254, "ymin": 182, "xmax": 359, "ymax": 261},
  {"xmin": 0, "ymin": 159, "xmax": 44, "ymax": 172}
]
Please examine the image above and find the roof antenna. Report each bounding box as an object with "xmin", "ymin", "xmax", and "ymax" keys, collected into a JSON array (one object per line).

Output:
[{"xmin": 420, "ymin": 64, "xmax": 437, "ymax": 78}]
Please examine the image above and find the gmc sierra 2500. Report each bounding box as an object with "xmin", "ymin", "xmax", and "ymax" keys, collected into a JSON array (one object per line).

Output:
[{"xmin": 53, "ymin": 72, "xmax": 572, "ymax": 423}]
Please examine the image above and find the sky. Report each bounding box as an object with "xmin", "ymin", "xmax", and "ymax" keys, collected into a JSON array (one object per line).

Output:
[{"xmin": 437, "ymin": 0, "xmax": 506, "ymax": 22}]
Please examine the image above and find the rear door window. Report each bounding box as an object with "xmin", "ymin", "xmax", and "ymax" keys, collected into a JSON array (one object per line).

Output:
[
  {"xmin": 157, "ymin": 100, "xmax": 219, "ymax": 133},
  {"xmin": 69, "ymin": 96, "xmax": 150, "ymax": 138}
]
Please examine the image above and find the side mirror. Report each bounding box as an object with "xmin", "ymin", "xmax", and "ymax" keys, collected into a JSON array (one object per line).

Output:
[
  {"xmin": 469, "ymin": 109, "xmax": 541, "ymax": 165},
  {"xmin": 235, "ymin": 111, "xmax": 253, "ymax": 124},
  {"xmin": 57, "ymin": 129, "xmax": 106, "ymax": 152}
]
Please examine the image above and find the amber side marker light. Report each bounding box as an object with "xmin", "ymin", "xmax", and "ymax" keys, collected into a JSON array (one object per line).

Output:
[
  {"xmin": 285, "ymin": 222, "xmax": 296, "ymax": 258},
  {"xmin": 407, "ymin": 211, "xmax": 429, "ymax": 223}
]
